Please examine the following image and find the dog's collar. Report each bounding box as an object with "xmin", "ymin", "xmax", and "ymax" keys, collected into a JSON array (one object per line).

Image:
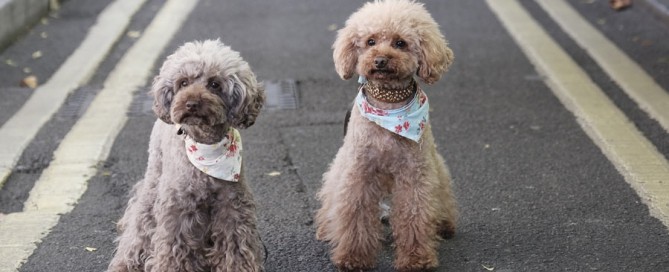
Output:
[
  {"xmin": 181, "ymin": 127, "xmax": 243, "ymax": 182},
  {"xmin": 355, "ymin": 87, "xmax": 429, "ymax": 142},
  {"xmin": 362, "ymin": 78, "xmax": 416, "ymax": 104}
]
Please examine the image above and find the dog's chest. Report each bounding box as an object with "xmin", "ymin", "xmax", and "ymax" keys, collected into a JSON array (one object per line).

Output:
[
  {"xmin": 360, "ymin": 121, "xmax": 420, "ymax": 162},
  {"xmin": 160, "ymin": 136, "xmax": 227, "ymax": 191},
  {"xmin": 345, "ymin": 106, "xmax": 432, "ymax": 174}
]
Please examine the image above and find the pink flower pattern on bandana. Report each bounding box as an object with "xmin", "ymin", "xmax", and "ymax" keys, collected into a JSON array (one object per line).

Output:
[
  {"xmin": 184, "ymin": 128, "xmax": 243, "ymax": 182},
  {"xmin": 355, "ymin": 86, "xmax": 429, "ymax": 142}
]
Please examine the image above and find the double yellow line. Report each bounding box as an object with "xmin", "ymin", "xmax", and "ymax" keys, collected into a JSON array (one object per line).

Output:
[
  {"xmin": 0, "ymin": 0, "xmax": 199, "ymax": 270},
  {"xmin": 487, "ymin": 0, "xmax": 669, "ymax": 229}
]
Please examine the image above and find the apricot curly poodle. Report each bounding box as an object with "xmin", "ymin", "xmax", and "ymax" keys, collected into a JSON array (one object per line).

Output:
[{"xmin": 315, "ymin": 1, "xmax": 458, "ymax": 271}]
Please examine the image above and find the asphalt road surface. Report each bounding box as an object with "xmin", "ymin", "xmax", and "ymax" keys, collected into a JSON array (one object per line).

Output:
[{"xmin": 1, "ymin": 0, "xmax": 668, "ymax": 271}]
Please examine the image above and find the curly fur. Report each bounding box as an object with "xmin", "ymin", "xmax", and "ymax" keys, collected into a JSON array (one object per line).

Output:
[
  {"xmin": 108, "ymin": 39, "xmax": 266, "ymax": 272},
  {"xmin": 332, "ymin": 0, "xmax": 453, "ymax": 85},
  {"xmin": 316, "ymin": 1, "xmax": 458, "ymax": 271}
]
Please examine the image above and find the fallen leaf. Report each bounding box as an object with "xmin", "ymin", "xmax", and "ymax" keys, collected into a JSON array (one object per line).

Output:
[
  {"xmin": 266, "ymin": 171, "xmax": 281, "ymax": 177},
  {"xmin": 127, "ymin": 30, "xmax": 141, "ymax": 38},
  {"xmin": 101, "ymin": 171, "xmax": 112, "ymax": 177},
  {"xmin": 484, "ymin": 144, "xmax": 490, "ymax": 149},
  {"xmin": 21, "ymin": 75, "xmax": 38, "ymax": 89},
  {"xmin": 23, "ymin": 67, "xmax": 32, "ymax": 74},
  {"xmin": 610, "ymin": 0, "xmax": 632, "ymax": 11},
  {"xmin": 41, "ymin": 18, "xmax": 49, "ymax": 25},
  {"xmin": 85, "ymin": 247, "xmax": 97, "ymax": 252},
  {"xmin": 32, "ymin": 51, "xmax": 43, "ymax": 59},
  {"xmin": 328, "ymin": 24, "xmax": 338, "ymax": 31},
  {"xmin": 49, "ymin": 0, "xmax": 60, "ymax": 10},
  {"xmin": 5, "ymin": 59, "xmax": 17, "ymax": 67},
  {"xmin": 40, "ymin": 32, "xmax": 48, "ymax": 39},
  {"xmin": 482, "ymin": 264, "xmax": 495, "ymax": 271}
]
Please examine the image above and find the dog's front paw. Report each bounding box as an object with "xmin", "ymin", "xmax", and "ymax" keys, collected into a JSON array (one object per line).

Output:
[
  {"xmin": 334, "ymin": 262, "xmax": 375, "ymax": 272},
  {"xmin": 394, "ymin": 262, "xmax": 438, "ymax": 272},
  {"xmin": 332, "ymin": 255, "xmax": 376, "ymax": 272},
  {"xmin": 335, "ymin": 265, "xmax": 371, "ymax": 272},
  {"xmin": 395, "ymin": 267, "xmax": 437, "ymax": 272},
  {"xmin": 394, "ymin": 252, "xmax": 438, "ymax": 272}
]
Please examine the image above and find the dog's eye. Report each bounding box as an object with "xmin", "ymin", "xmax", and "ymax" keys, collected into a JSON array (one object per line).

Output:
[
  {"xmin": 208, "ymin": 81, "xmax": 221, "ymax": 91},
  {"xmin": 179, "ymin": 79, "xmax": 189, "ymax": 88},
  {"xmin": 367, "ymin": 39, "xmax": 376, "ymax": 46},
  {"xmin": 394, "ymin": 40, "xmax": 407, "ymax": 49}
]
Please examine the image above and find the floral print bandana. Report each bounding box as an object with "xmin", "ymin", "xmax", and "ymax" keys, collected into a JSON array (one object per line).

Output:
[
  {"xmin": 183, "ymin": 128, "xmax": 243, "ymax": 182},
  {"xmin": 355, "ymin": 86, "xmax": 430, "ymax": 142}
]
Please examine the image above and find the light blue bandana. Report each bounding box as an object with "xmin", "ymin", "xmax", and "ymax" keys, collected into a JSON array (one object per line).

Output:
[{"xmin": 355, "ymin": 86, "xmax": 430, "ymax": 142}]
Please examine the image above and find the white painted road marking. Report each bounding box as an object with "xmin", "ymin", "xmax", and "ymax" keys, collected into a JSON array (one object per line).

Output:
[
  {"xmin": 536, "ymin": 0, "xmax": 669, "ymax": 133},
  {"xmin": 486, "ymin": 0, "xmax": 669, "ymax": 229},
  {"xmin": 0, "ymin": 0, "xmax": 200, "ymax": 270},
  {"xmin": 0, "ymin": 0, "xmax": 148, "ymax": 188}
]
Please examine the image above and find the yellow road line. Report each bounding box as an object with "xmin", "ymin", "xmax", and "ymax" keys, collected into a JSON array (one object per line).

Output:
[
  {"xmin": 0, "ymin": 0, "xmax": 199, "ymax": 270},
  {"xmin": 536, "ymin": 0, "xmax": 669, "ymax": 133},
  {"xmin": 486, "ymin": 0, "xmax": 669, "ymax": 229},
  {"xmin": 0, "ymin": 0, "xmax": 148, "ymax": 188}
]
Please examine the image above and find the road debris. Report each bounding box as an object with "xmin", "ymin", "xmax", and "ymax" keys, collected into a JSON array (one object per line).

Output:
[
  {"xmin": 610, "ymin": 0, "xmax": 632, "ymax": 11},
  {"xmin": 266, "ymin": 171, "xmax": 281, "ymax": 177},
  {"xmin": 84, "ymin": 247, "xmax": 97, "ymax": 252},
  {"xmin": 5, "ymin": 59, "xmax": 17, "ymax": 67},
  {"xmin": 21, "ymin": 75, "xmax": 39, "ymax": 89},
  {"xmin": 32, "ymin": 51, "xmax": 43, "ymax": 59}
]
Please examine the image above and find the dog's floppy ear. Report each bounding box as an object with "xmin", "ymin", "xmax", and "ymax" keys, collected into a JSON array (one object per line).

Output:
[
  {"xmin": 332, "ymin": 26, "xmax": 358, "ymax": 80},
  {"xmin": 416, "ymin": 28, "xmax": 454, "ymax": 85},
  {"xmin": 150, "ymin": 74, "xmax": 174, "ymax": 124},
  {"xmin": 225, "ymin": 71, "xmax": 265, "ymax": 129}
]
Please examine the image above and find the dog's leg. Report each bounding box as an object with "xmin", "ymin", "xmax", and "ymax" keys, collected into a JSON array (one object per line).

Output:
[
  {"xmin": 327, "ymin": 165, "xmax": 386, "ymax": 271},
  {"xmin": 147, "ymin": 193, "xmax": 210, "ymax": 272},
  {"xmin": 109, "ymin": 124, "xmax": 164, "ymax": 272},
  {"xmin": 433, "ymin": 152, "xmax": 458, "ymax": 239},
  {"xmin": 208, "ymin": 181, "xmax": 264, "ymax": 272},
  {"xmin": 390, "ymin": 164, "xmax": 442, "ymax": 271},
  {"xmin": 108, "ymin": 179, "xmax": 158, "ymax": 272},
  {"xmin": 108, "ymin": 184, "xmax": 142, "ymax": 272},
  {"xmin": 315, "ymin": 160, "xmax": 345, "ymax": 242},
  {"xmin": 315, "ymin": 139, "xmax": 369, "ymax": 243}
]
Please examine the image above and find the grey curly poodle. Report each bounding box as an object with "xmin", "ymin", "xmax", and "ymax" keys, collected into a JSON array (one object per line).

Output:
[{"xmin": 108, "ymin": 39, "xmax": 266, "ymax": 272}]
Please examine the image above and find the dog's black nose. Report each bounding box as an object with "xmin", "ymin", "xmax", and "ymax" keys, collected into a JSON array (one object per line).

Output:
[
  {"xmin": 374, "ymin": 57, "xmax": 388, "ymax": 68},
  {"xmin": 186, "ymin": 100, "xmax": 199, "ymax": 111}
]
